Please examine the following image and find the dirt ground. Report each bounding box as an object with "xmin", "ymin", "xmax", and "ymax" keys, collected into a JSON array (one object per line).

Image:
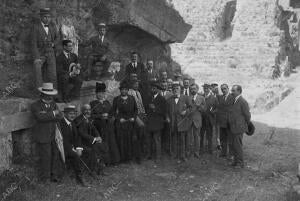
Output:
[{"xmin": 0, "ymin": 121, "xmax": 299, "ymax": 201}]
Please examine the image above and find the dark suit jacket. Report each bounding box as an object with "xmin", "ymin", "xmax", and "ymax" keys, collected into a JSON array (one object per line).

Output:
[
  {"xmin": 31, "ymin": 21, "xmax": 58, "ymax": 59},
  {"xmin": 74, "ymin": 114, "xmax": 101, "ymax": 146},
  {"xmin": 167, "ymin": 95, "xmax": 193, "ymax": 132},
  {"xmin": 56, "ymin": 51, "xmax": 78, "ymax": 77},
  {"xmin": 85, "ymin": 35, "xmax": 109, "ymax": 56},
  {"xmin": 216, "ymin": 93, "xmax": 235, "ymax": 128},
  {"xmin": 31, "ymin": 100, "xmax": 61, "ymax": 143},
  {"xmin": 204, "ymin": 93, "xmax": 218, "ymax": 125},
  {"xmin": 125, "ymin": 62, "xmax": 146, "ymax": 79},
  {"xmin": 229, "ymin": 96, "xmax": 251, "ymax": 134},
  {"xmin": 146, "ymin": 94, "xmax": 167, "ymax": 131},
  {"xmin": 160, "ymin": 90, "xmax": 173, "ymax": 100},
  {"xmin": 189, "ymin": 93, "xmax": 206, "ymax": 129},
  {"xmin": 58, "ymin": 118, "xmax": 82, "ymax": 156},
  {"xmin": 141, "ymin": 70, "xmax": 159, "ymax": 82}
]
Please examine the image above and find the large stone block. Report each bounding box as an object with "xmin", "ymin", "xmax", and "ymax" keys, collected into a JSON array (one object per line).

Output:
[
  {"xmin": 0, "ymin": 134, "xmax": 12, "ymax": 172},
  {"xmin": 92, "ymin": 0, "xmax": 191, "ymax": 43}
]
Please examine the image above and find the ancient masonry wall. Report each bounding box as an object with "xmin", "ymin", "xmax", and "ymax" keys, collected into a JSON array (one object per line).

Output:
[{"xmin": 170, "ymin": 0, "xmax": 282, "ymax": 77}]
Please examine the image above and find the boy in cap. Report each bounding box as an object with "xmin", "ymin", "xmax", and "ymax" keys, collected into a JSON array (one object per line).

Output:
[
  {"xmin": 32, "ymin": 8, "xmax": 59, "ymax": 88},
  {"xmin": 31, "ymin": 83, "xmax": 63, "ymax": 183}
]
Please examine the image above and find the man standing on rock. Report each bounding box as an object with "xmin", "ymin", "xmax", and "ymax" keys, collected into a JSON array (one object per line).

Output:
[
  {"xmin": 125, "ymin": 52, "xmax": 145, "ymax": 80},
  {"xmin": 32, "ymin": 8, "xmax": 59, "ymax": 88},
  {"xmin": 229, "ymin": 85, "xmax": 251, "ymax": 168}
]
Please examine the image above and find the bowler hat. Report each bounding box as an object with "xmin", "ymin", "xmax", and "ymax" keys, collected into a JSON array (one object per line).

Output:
[
  {"xmin": 150, "ymin": 81, "xmax": 163, "ymax": 90},
  {"xmin": 246, "ymin": 121, "xmax": 255, "ymax": 136},
  {"xmin": 119, "ymin": 80, "xmax": 129, "ymax": 89},
  {"xmin": 38, "ymin": 83, "xmax": 57, "ymax": 95},
  {"xmin": 40, "ymin": 8, "xmax": 51, "ymax": 15},
  {"xmin": 63, "ymin": 105, "xmax": 77, "ymax": 113},
  {"xmin": 96, "ymin": 82, "xmax": 106, "ymax": 93}
]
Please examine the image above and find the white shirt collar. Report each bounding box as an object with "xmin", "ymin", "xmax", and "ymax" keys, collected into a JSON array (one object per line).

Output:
[
  {"xmin": 64, "ymin": 117, "xmax": 71, "ymax": 126},
  {"xmin": 63, "ymin": 50, "xmax": 69, "ymax": 58}
]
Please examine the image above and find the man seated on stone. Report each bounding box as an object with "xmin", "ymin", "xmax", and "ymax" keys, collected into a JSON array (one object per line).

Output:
[
  {"xmin": 74, "ymin": 104, "xmax": 109, "ymax": 176},
  {"xmin": 58, "ymin": 105, "xmax": 85, "ymax": 186},
  {"xmin": 83, "ymin": 23, "xmax": 110, "ymax": 80},
  {"xmin": 125, "ymin": 51, "xmax": 146, "ymax": 80},
  {"xmin": 56, "ymin": 39, "xmax": 83, "ymax": 102}
]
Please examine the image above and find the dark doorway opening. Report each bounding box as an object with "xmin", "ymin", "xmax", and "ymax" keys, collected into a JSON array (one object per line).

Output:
[{"xmin": 221, "ymin": 0, "xmax": 236, "ymax": 40}]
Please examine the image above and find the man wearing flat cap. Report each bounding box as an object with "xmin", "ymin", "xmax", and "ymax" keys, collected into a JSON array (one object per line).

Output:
[
  {"xmin": 58, "ymin": 105, "xmax": 85, "ymax": 185},
  {"xmin": 83, "ymin": 23, "xmax": 110, "ymax": 80},
  {"xmin": 200, "ymin": 83, "xmax": 218, "ymax": 154},
  {"xmin": 31, "ymin": 83, "xmax": 63, "ymax": 183},
  {"xmin": 32, "ymin": 8, "xmax": 59, "ymax": 88}
]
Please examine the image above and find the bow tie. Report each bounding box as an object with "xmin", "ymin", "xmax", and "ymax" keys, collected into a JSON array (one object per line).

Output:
[{"xmin": 44, "ymin": 24, "xmax": 49, "ymax": 27}]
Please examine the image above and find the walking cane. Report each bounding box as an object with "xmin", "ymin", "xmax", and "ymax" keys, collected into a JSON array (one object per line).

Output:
[{"xmin": 78, "ymin": 156, "xmax": 98, "ymax": 179}]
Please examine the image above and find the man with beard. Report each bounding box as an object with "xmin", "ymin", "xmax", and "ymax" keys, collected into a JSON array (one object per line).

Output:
[
  {"xmin": 58, "ymin": 105, "xmax": 85, "ymax": 186},
  {"xmin": 74, "ymin": 104, "xmax": 109, "ymax": 175}
]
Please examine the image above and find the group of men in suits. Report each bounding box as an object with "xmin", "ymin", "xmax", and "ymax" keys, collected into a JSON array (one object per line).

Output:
[{"xmin": 32, "ymin": 8, "xmax": 111, "ymax": 103}]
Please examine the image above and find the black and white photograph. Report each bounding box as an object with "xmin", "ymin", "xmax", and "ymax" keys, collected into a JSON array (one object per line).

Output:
[{"xmin": 0, "ymin": 0, "xmax": 299, "ymax": 200}]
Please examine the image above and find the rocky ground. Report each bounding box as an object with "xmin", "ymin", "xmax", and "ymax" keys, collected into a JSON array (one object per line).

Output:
[{"xmin": 0, "ymin": 118, "xmax": 299, "ymax": 201}]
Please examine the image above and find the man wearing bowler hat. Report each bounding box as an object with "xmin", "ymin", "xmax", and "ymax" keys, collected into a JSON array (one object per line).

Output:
[
  {"xmin": 58, "ymin": 105, "xmax": 85, "ymax": 186},
  {"xmin": 83, "ymin": 23, "xmax": 110, "ymax": 80},
  {"xmin": 146, "ymin": 81, "xmax": 167, "ymax": 161},
  {"xmin": 32, "ymin": 8, "xmax": 59, "ymax": 88},
  {"xmin": 31, "ymin": 83, "xmax": 63, "ymax": 183}
]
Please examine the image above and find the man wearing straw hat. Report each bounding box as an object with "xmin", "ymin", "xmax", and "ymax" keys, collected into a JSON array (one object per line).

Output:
[
  {"xmin": 31, "ymin": 8, "xmax": 59, "ymax": 88},
  {"xmin": 31, "ymin": 83, "xmax": 63, "ymax": 183}
]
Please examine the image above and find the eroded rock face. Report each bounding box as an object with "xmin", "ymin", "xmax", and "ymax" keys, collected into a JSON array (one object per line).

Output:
[{"xmin": 0, "ymin": 0, "xmax": 191, "ymax": 97}]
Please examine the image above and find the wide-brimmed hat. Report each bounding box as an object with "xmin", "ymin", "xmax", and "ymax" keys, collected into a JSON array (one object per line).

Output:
[
  {"xmin": 150, "ymin": 81, "xmax": 163, "ymax": 90},
  {"xmin": 63, "ymin": 105, "xmax": 77, "ymax": 113},
  {"xmin": 246, "ymin": 121, "xmax": 255, "ymax": 136},
  {"xmin": 40, "ymin": 8, "xmax": 51, "ymax": 15},
  {"xmin": 96, "ymin": 82, "xmax": 106, "ymax": 93},
  {"xmin": 38, "ymin": 83, "xmax": 57, "ymax": 95}
]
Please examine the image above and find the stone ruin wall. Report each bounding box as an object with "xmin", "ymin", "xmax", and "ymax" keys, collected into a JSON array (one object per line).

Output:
[{"xmin": 170, "ymin": 0, "xmax": 287, "ymax": 78}]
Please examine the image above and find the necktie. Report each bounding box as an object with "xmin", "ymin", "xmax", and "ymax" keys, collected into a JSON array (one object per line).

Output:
[
  {"xmin": 185, "ymin": 90, "xmax": 188, "ymax": 96},
  {"xmin": 68, "ymin": 53, "xmax": 71, "ymax": 59},
  {"xmin": 192, "ymin": 96, "xmax": 195, "ymax": 104},
  {"xmin": 44, "ymin": 24, "xmax": 49, "ymax": 27}
]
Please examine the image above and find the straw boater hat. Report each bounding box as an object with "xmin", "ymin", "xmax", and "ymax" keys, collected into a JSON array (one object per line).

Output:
[
  {"xmin": 172, "ymin": 81, "xmax": 181, "ymax": 88},
  {"xmin": 98, "ymin": 23, "xmax": 106, "ymax": 27},
  {"xmin": 63, "ymin": 105, "xmax": 77, "ymax": 113},
  {"xmin": 38, "ymin": 83, "xmax": 57, "ymax": 95}
]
